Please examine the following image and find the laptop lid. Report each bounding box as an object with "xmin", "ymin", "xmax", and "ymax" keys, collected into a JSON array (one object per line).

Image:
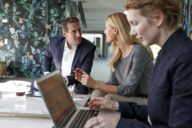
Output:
[{"xmin": 37, "ymin": 70, "xmax": 76, "ymax": 128}]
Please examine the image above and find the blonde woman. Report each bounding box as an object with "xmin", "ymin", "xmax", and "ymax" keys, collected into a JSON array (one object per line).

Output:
[{"xmin": 75, "ymin": 12, "xmax": 154, "ymax": 101}]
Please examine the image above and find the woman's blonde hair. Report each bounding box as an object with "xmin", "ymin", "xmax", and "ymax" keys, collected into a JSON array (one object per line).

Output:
[
  {"xmin": 124, "ymin": 0, "xmax": 182, "ymax": 29},
  {"xmin": 106, "ymin": 12, "xmax": 133, "ymax": 72}
]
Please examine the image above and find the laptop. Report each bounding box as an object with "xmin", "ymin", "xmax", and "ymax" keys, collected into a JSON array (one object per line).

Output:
[{"xmin": 36, "ymin": 70, "xmax": 99, "ymax": 128}]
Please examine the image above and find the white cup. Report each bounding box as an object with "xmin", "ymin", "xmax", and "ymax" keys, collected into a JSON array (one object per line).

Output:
[
  {"xmin": 16, "ymin": 84, "xmax": 26, "ymax": 96},
  {"xmin": 15, "ymin": 84, "xmax": 27, "ymax": 111}
]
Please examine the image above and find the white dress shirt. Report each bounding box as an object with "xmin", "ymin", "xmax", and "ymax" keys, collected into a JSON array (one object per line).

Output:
[{"xmin": 61, "ymin": 41, "xmax": 77, "ymax": 83}]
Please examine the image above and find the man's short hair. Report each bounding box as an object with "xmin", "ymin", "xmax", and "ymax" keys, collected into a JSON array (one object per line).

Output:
[{"xmin": 61, "ymin": 17, "xmax": 80, "ymax": 32}]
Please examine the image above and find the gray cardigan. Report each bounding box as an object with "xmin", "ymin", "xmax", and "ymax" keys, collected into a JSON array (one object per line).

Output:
[{"xmin": 107, "ymin": 44, "xmax": 154, "ymax": 96}]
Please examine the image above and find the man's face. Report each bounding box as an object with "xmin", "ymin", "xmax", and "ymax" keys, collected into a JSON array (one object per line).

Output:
[{"xmin": 64, "ymin": 22, "xmax": 82, "ymax": 46}]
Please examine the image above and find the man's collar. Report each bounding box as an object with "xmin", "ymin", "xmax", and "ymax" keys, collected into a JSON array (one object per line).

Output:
[{"xmin": 64, "ymin": 40, "xmax": 78, "ymax": 49}]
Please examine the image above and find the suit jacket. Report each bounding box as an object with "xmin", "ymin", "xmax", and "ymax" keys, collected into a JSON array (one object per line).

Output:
[
  {"xmin": 43, "ymin": 36, "xmax": 96, "ymax": 94},
  {"xmin": 117, "ymin": 28, "xmax": 192, "ymax": 128}
]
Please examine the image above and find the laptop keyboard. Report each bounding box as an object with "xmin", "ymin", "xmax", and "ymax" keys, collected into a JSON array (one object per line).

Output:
[{"xmin": 69, "ymin": 109, "xmax": 99, "ymax": 128}]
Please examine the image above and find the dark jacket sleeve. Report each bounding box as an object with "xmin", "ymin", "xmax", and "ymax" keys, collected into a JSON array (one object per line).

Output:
[
  {"xmin": 43, "ymin": 37, "xmax": 59, "ymax": 72},
  {"xmin": 117, "ymin": 102, "xmax": 149, "ymax": 128}
]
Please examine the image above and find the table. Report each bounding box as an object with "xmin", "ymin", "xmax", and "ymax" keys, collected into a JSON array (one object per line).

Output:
[
  {"xmin": 0, "ymin": 116, "xmax": 52, "ymax": 128},
  {"xmin": 0, "ymin": 91, "xmax": 90, "ymax": 128}
]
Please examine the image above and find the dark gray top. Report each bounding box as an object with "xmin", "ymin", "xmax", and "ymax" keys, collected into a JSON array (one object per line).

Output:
[{"xmin": 106, "ymin": 44, "xmax": 154, "ymax": 96}]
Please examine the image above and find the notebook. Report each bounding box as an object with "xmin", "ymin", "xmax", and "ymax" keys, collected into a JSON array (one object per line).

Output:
[{"xmin": 36, "ymin": 70, "xmax": 99, "ymax": 128}]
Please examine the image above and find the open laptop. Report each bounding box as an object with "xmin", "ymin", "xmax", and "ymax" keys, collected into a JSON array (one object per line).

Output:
[{"xmin": 36, "ymin": 70, "xmax": 99, "ymax": 128}]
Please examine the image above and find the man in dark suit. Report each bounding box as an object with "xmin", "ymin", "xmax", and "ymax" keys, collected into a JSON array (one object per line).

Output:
[{"xmin": 43, "ymin": 17, "xmax": 96, "ymax": 94}]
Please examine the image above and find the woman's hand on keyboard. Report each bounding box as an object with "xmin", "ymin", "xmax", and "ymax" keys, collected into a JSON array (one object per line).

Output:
[
  {"xmin": 87, "ymin": 97, "xmax": 119, "ymax": 111},
  {"xmin": 84, "ymin": 115, "xmax": 120, "ymax": 128}
]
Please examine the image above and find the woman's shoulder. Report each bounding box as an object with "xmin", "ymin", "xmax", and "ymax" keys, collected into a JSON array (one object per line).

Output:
[
  {"xmin": 132, "ymin": 43, "xmax": 146, "ymax": 52},
  {"xmin": 132, "ymin": 43, "xmax": 153, "ymax": 59}
]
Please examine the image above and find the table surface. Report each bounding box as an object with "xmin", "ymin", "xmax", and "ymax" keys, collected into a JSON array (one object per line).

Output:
[{"xmin": 0, "ymin": 91, "xmax": 90, "ymax": 128}]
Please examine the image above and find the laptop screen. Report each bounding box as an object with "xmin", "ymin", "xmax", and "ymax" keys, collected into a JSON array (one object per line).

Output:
[{"xmin": 37, "ymin": 70, "xmax": 75, "ymax": 127}]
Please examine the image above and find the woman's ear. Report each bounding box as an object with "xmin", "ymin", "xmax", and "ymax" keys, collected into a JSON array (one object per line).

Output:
[
  {"xmin": 153, "ymin": 10, "xmax": 164, "ymax": 27},
  {"xmin": 113, "ymin": 28, "xmax": 118, "ymax": 34}
]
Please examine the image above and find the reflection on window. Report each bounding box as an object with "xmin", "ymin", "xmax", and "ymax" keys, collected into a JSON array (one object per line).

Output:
[{"xmin": 82, "ymin": 33, "xmax": 103, "ymax": 59}]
